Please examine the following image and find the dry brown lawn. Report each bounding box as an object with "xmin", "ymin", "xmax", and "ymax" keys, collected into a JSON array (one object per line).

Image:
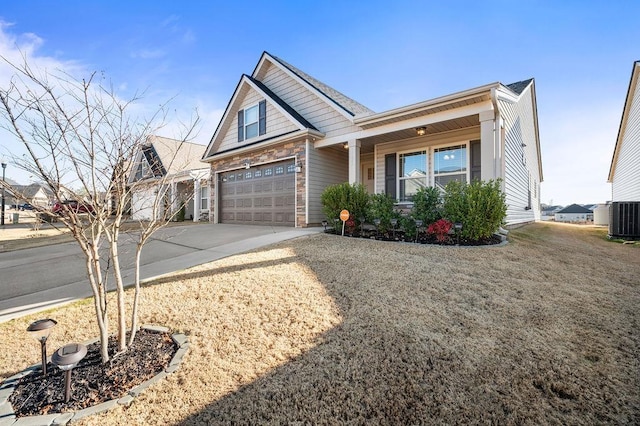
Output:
[{"xmin": 1, "ymin": 222, "xmax": 638, "ymax": 425}]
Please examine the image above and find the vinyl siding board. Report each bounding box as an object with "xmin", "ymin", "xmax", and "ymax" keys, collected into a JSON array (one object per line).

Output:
[
  {"xmin": 217, "ymin": 86, "xmax": 298, "ymax": 154},
  {"xmin": 612, "ymin": 74, "xmax": 640, "ymax": 201},
  {"xmin": 500, "ymin": 86, "xmax": 541, "ymax": 224},
  {"xmin": 307, "ymin": 147, "xmax": 349, "ymax": 223},
  {"xmin": 261, "ymin": 64, "xmax": 360, "ymax": 138}
]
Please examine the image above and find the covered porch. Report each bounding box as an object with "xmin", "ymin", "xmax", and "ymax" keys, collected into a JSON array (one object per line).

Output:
[{"xmin": 314, "ymin": 86, "xmax": 506, "ymax": 201}]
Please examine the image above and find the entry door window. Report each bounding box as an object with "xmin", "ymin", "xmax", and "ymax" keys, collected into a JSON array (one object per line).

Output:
[{"xmin": 398, "ymin": 151, "xmax": 427, "ymax": 202}]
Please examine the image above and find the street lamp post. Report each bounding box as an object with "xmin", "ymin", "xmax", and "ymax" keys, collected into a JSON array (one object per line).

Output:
[{"xmin": 1, "ymin": 160, "xmax": 6, "ymax": 226}]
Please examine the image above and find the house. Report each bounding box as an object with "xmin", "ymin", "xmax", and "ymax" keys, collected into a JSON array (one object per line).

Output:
[
  {"xmin": 608, "ymin": 60, "xmax": 640, "ymax": 238},
  {"xmin": 609, "ymin": 60, "xmax": 640, "ymax": 202},
  {"xmin": 7, "ymin": 183, "xmax": 51, "ymax": 208},
  {"xmin": 555, "ymin": 204, "xmax": 593, "ymax": 223},
  {"xmin": 128, "ymin": 136, "xmax": 210, "ymax": 222},
  {"xmin": 541, "ymin": 204, "xmax": 563, "ymax": 221},
  {"xmin": 202, "ymin": 52, "xmax": 543, "ymax": 227}
]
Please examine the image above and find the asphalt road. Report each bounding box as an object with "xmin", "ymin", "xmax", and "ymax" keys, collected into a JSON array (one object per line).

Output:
[{"xmin": 0, "ymin": 223, "xmax": 321, "ymax": 322}]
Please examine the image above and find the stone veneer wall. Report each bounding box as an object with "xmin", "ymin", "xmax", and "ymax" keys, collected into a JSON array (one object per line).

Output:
[{"xmin": 207, "ymin": 140, "xmax": 307, "ymax": 226}]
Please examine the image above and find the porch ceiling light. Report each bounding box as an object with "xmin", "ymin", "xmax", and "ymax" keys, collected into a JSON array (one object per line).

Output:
[
  {"xmin": 343, "ymin": 143, "xmax": 349, "ymax": 149},
  {"xmin": 416, "ymin": 126, "xmax": 427, "ymax": 136}
]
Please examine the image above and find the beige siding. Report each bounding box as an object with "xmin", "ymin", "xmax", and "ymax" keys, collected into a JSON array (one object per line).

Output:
[
  {"xmin": 307, "ymin": 146, "xmax": 349, "ymax": 223},
  {"xmin": 261, "ymin": 64, "xmax": 361, "ymax": 138},
  {"xmin": 216, "ymin": 86, "xmax": 298, "ymax": 154},
  {"xmin": 612, "ymin": 75, "xmax": 640, "ymax": 201},
  {"xmin": 500, "ymin": 87, "xmax": 542, "ymax": 225},
  {"xmin": 374, "ymin": 127, "xmax": 480, "ymax": 195}
]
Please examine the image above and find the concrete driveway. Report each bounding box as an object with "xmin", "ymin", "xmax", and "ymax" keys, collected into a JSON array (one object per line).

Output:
[{"xmin": 0, "ymin": 223, "xmax": 321, "ymax": 323}]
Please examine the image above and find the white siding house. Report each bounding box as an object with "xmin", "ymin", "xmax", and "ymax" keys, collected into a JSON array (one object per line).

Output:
[
  {"xmin": 609, "ymin": 61, "xmax": 640, "ymax": 201},
  {"xmin": 202, "ymin": 52, "xmax": 543, "ymax": 227},
  {"xmin": 128, "ymin": 136, "xmax": 210, "ymax": 222}
]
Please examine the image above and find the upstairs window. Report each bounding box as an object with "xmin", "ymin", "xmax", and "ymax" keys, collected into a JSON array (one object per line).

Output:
[{"xmin": 238, "ymin": 100, "xmax": 267, "ymax": 142}]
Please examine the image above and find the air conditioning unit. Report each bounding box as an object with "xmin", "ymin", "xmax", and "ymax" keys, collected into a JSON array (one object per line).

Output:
[{"xmin": 609, "ymin": 202, "xmax": 640, "ymax": 239}]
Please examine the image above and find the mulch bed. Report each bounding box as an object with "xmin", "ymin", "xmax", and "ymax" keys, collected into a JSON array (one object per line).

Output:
[
  {"xmin": 7, "ymin": 328, "xmax": 177, "ymax": 417},
  {"xmin": 325, "ymin": 229, "xmax": 503, "ymax": 246}
]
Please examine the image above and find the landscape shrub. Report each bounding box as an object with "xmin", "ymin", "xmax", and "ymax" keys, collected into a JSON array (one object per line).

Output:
[
  {"xmin": 427, "ymin": 218, "xmax": 453, "ymax": 242},
  {"xmin": 411, "ymin": 186, "xmax": 441, "ymax": 225},
  {"xmin": 442, "ymin": 179, "xmax": 507, "ymax": 240},
  {"xmin": 321, "ymin": 182, "xmax": 370, "ymax": 231},
  {"xmin": 367, "ymin": 192, "xmax": 396, "ymax": 234}
]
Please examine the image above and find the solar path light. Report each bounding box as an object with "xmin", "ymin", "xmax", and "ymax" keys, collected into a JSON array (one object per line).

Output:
[
  {"xmin": 27, "ymin": 319, "xmax": 57, "ymax": 376},
  {"xmin": 52, "ymin": 343, "xmax": 87, "ymax": 403},
  {"xmin": 454, "ymin": 222, "xmax": 463, "ymax": 245}
]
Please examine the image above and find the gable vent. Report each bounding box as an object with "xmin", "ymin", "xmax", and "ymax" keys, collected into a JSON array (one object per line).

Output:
[{"xmin": 609, "ymin": 202, "xmax": 640, "ymax": 239}]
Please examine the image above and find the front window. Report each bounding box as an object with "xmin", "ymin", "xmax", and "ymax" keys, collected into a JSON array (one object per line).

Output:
[
  {"xmin": 399, "ymin": 151, "xmax": 427, "ymax": 202},
  {"xmin": 244, "ymin": 105, "xmax": 259, "ymax": 139},
  {"xmin": 433, "ymin": 144, "xmax": 467, "ymax": 190},
  {"xmin": 200, "ymin": 186, "xmax": 208, "ymax": 210}
]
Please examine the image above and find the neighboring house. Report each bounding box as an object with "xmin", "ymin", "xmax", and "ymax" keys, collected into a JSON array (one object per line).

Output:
[
  {"xmin": 555, "ymin": 204, "xmax": 593, "ymax": 223},
  {"xmin": 8, "ymin": 184, "xmax": 51, "ymax": 208},
  {"xmin": 128, "ymin": 136, "xmax": 210, "ymax": 222},
  {"xmin": 202, "ymin": 52, "xmax": 543, "ymax": 227},
  {"xmin": 609, "ymin": 60, "xmax": 640, "ymax": 202},
  {"xmin": 541, "ymin": 205, "xmax": 563, "ymax": 221},
  {"xmin": 608, "ymin": 60, "xmax": 640, "ymax": 238}
]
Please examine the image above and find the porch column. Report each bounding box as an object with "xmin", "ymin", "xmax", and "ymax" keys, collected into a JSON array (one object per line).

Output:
[
  {"xmin": 193, "ymin": 178, "xmax": 201, "ymax": 222},
  {"xmin": 480, "ymin": 110, "xmax": 497, "ymax": 181},
  {"xmin": 171, "ymin": 182, "xmax": 178, "ymax": 217},
  {"xmin": 348, "ymin": 139, "xmax": 361, "ymax": 185}
]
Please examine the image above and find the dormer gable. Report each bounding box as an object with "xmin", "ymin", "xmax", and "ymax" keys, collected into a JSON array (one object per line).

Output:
[
  {"xmin": 203, "ymin": 72, "xmax": 323, "ymax": 160},
  {"xmin": 129, "ymin": 144, "xmax": 165, "ymax": 183}
]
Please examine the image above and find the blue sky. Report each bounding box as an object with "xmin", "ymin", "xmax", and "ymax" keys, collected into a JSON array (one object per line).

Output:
[{"xmin": 0, "ymin": 1, "xmax": 638, "ymax": 205}]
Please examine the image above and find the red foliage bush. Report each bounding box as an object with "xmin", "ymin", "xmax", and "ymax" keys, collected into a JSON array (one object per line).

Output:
[{"xmin": 427, "ymin": 219, "xmax": 453, "ymax": 242}]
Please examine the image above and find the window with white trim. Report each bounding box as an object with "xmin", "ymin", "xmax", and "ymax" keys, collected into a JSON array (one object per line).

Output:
[
  {"xmin": 200, "ymin": 186, "xmax": 208, "ymax": 210},
  {"xmin": 433, "ymin": 144, "xmax": 467, "ymax": 190},
  {"xmin": 244, "ymin": 105, "xmax": 259, "ymax": 139},
  {"xmin": 237, "ymin": 100, "xmax": 266, "ymax": 142},
  {"xmin": 398, "ymin": 151, "xmax": 427, "ymax": 202}
]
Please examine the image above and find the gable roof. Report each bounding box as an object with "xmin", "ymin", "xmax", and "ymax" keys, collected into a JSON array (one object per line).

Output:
[
  {"xmin": 266, "ymin": 53, "xmax": 374, "ymax": 117},
  {"xmin": 150, "ymin": 136, "xmax": 207, "ymax": 174},
  {"xmin": 131, "ymin": 136, "xmax": 207, "ymax": 183},
  {"xmin": 202, "ymin": 57, "xmax": 330, "ymax": 160},
  {"xmin": 608, "ymin": 60, "xmax": 640, "ymax": 182},
  {"xmin": 506, "ymin": 79, "xmax": 534, "ymax": 95},
  {"xmin": 11, "ymin": 184, "xmax": 49, "ymax": 199},
  {"xmin": 247, "ymin": 76, "xmax": 318, "ymax": 131},
  {"xmin": 557, "ymin": 203, "xmax": 593, "ymax": 214}
]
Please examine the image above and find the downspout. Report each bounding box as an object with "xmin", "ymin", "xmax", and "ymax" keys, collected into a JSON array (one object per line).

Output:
[
  {"xmin": 490, "ymin": 87, "xmax": 505, "ymax": 191},
  {"xmin": 305, "ymin": 138, "xmax": 310, "ymax": 227}
]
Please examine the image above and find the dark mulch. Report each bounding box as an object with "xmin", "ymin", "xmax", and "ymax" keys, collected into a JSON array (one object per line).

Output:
[
  {"xmin": 325, "ymin": 229, "xmax": 503, "ymax": 246},
  {"xmin": 7, "ymin": 328, "xmax": 177, "ymax": 417}
]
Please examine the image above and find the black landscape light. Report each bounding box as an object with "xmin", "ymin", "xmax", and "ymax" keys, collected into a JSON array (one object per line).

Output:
[
  {"xmin": 454, "ymin": 222, "xmax": 463, "ymax": 245},
  {"xmin": 390, "ymin": 218, "xmax": 398, "ymax": 239},
  {"xmin": 27, "ymin": 318, "xmax": 57, "ymax": 376},
  {"xmin": 321, "ymin": 220, "xmax": 328, "ymax": 231},
  {"xmin": 415, "ymin": 220, "xmax": 423, "ymax": 243},
  {"xmin": 52, "ymin": 343, "xmax": 87, "ymax": 403}
]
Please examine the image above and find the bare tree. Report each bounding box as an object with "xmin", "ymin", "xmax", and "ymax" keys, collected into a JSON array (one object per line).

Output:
[{"xmin": 0, "ymin": 55, "xmax": 199, "ymax": 362}]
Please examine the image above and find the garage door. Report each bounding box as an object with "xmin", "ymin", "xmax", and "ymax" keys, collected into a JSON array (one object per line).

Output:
[{"xmin": 219, "ymin": 160, "xmax": 296, "ymax": 226}]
